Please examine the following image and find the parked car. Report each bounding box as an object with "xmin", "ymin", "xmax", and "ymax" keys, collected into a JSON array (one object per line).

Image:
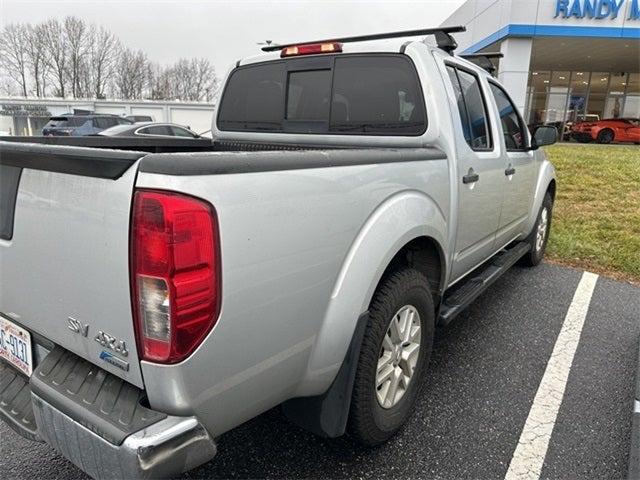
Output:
[
  {"xmin": 0, "ymin": 26, "xmax": 557, "ymax": 479},
  {"xmin": 98, "ymin": 122, "xmax": 201, "ymax": 138},
  {"xmin": 125, "ymin": 115, "xmax": 154, "ymax": 123},
  {"xmin": 41, "ymin": 114, "xmax": 132, "ymax": 136},
  {"xmin": 562, "ymin": 114, "xmax": 600, "ymax": 140},
  {"xmin": 571, "ymin": 117, "xmax": 640, "ymax": 144}
]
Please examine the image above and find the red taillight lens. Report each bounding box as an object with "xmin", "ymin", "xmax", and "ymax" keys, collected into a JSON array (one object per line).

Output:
[
  {"xmin": 281, "ymin": 42, "xmax": 342, "ymax": 57},
  {"xmin": 131, "ymin": 189, "xmax": 220, "ymax": 363}
]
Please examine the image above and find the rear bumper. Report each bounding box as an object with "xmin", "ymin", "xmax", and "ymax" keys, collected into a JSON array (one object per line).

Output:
[
  {"xmin": 0, "ymin": 346, "xmax": 217, "ymax": 479},
  {"xmin": 32, "ymin": 394, "xmax": 216, "ymax": 479}
]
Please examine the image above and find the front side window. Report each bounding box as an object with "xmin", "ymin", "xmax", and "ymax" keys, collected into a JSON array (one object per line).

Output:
[
  {"xmin": 489, "ymin": 82, "xmax": 527, "ymax": 150},
  {"xmin": 217, "ymin": 54, "xmax": 426, "ymax": 136},
  {"xmin": 171, "ymin": 126, "xmax": 196, "ymax": 137},
  {"xmin": 445, "ymin": 65, "xmax": 492, "ymax": 150}
]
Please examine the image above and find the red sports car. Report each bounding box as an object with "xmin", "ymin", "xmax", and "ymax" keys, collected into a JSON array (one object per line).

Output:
[{"xmin": 571, "ymin": 118, "xmax": 640, "ymax": 144}]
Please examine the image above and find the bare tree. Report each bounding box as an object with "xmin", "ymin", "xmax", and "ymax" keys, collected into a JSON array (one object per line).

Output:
[
  {"xmin": 192, "ymin": 58, "xmax": 218, "ymax": 102},
  {"xmin": 1, "ymin": 17, "xmax": 218, "ymax": 101},
  {"xmin": 42, "ymin": 18, "xmax": 68, "ymax": 97},
  {"xmin": 24, "ymin": 23, "xmax": 50, "ymax": 97},
  {"xmin": 114, "ymin": 48, "xmax": 148, "ymax": 99},
  {"xmin": 0, "ymin": 23, "xmax": 30, "ymax": 97},
  {"xmin": 159, "ymin": 58, "xmax": 217, "ymax": 101},
  {"xmin": 64, "ymin": 16, "xmax": 90, "ymax": 98},
  {"xmin": 147, "ymin": 61, "xmax": 172, "ymax": 100},
  {"xmin": 87, "ymin": 25, "xmax": 120, "ymax": 99}
]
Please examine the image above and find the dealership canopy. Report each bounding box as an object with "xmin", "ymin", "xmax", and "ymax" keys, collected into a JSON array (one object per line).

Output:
[{"xmin": 442, "ymin": 0, "xmax": 640, "ymax": 129}]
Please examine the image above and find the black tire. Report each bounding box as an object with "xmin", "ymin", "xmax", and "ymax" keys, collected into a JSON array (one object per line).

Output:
[
  {"xmin": 597, "ymin": 129, "xmax": 614, "ymax": 144},
  {"xmin": 347, "ymin": 268, "xmax": 435, "ymax": 446},
  {"xmin": 520, "ymin": 193, "xmax": 553, "ymax": 267}
]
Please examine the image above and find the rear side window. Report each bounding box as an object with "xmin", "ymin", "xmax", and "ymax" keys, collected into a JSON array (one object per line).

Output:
[
  {"xmin": 446, "ymin": 66, "xmax": 470, "ymax": 143},
  {"xmin": 94, "ymin": 117, "xmax": 118, "ymax": 129},
  {"xmin": 139, "ymin": 125, "xmax": 173, "ymax": 136},
  {"xmin": 446, "ymin": 65, "xmax": 492, "ymax": 150},
  {"xmin": 45, "ymin": 117, "xmax": 86, "ymax": 128},
  {"xmin": 217, "ymin": 54, "xmax": 426, "ymax": 136},
  {"xmin": 488, "ymin": 82, "xmax": 526, "ymax": 150}
]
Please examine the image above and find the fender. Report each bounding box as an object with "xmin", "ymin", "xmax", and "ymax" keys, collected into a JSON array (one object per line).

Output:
[
  {"xmin": 294, "ymin": 190, "xmax": 448, "ymax": 398},
  {"xmin": 525, "ymin": 157, "xmax": 556, "ymax": 235}
]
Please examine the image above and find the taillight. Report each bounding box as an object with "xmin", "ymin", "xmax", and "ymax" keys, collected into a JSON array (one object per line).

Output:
[
  {"xmin": 131, "ymin": 189, "xmax": 220, "ymax": 364},
  {"xmin": 280, "ymin": 42, "xmax": 342, "ymax": 57}
]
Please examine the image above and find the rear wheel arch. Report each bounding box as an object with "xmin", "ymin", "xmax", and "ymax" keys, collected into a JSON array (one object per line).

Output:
[
  {"xmin": 376, "ymin": 236, "xmax": 445, "ymax": 308},
  {"xmin": 282, "ymin": 236, "xmax": 444, "ymax": 439}
]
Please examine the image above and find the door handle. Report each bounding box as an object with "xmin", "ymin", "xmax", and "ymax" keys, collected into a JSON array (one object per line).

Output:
[
  {"xmin": 462, "ymin": 170, "xmax": 479, "ymax": 184},
  {"xmin": 505, "ymin": 166, "xmax": 516, "ymax": 176}
]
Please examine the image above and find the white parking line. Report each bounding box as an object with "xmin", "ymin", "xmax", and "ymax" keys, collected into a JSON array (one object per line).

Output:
[{"xmin": 504, "ymin": 271, "xmax": 599, "ymax": 480}]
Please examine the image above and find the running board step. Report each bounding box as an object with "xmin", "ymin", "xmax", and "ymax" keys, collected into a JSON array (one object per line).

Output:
[
  {"xmin": 0, "ymin": 361, "xmax": 39, "ymax": 441},
  {"xmin": 438, "ymin": 242, "xmax": 530, "ymax": 326}
]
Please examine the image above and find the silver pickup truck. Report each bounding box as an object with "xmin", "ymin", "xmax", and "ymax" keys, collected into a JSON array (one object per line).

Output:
[{"xmin": 0, "ymin": 27, "xmax": 557, "ymax": 479}]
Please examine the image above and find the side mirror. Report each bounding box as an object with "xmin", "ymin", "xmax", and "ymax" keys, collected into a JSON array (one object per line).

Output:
[{"xmin": 532, "ymin": 125, "xmax": 558, "ymax": 149}]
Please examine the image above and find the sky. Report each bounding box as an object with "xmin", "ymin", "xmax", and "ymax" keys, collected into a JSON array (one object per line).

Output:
[{"xmin": 1, "ymin": 0, "xmax": 465, "ymax": 77}]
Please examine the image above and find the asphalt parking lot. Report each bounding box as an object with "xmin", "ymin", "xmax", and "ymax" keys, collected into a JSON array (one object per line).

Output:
[{"xmin": 1, "ymin": 263, "xmax": 639, "ymax": 479}]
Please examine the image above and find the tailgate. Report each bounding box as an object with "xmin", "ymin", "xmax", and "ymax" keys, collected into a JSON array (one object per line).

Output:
[{"xmin": 0, "ymin": 141, "xmax": 146, "ymax": 387}]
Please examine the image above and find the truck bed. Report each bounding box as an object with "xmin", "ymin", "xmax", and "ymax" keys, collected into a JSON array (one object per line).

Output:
[{"xmin": 0, "ymin": 138, "xmax": 448, "ymax": 395}]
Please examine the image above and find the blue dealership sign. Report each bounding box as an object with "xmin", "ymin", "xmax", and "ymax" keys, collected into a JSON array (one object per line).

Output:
[{"xmin": 555, "ymin": 0, "xmax": 640, "ymax": 20}]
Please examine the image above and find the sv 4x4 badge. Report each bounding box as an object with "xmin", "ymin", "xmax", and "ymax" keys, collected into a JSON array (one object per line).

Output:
[
  {"xmin": 94, "ymin": 330, "xmax": 129, "ymax": 357},
  {"xmin": 68, "ymin": 317, "xmax": 129, "ymax": 360}
]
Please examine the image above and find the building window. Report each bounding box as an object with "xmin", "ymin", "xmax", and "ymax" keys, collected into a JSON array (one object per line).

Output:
[
  {"xmin": 604, "ymin": 73, "xmax": 628, "ymax": 119},
  {"xmin": 623, "ymin": 73, "xmax": 640, "ymax": 118},
  {"xmin": 567, "ymin": 71, "xmax": 590, "ymax": 124},
  {"xmin": 530, "ymin": 71, "xmax": 551, "ymax": 93},
  {"xmin": 586, "ymin": 72, "xmax": 610, "ymax": 120}
]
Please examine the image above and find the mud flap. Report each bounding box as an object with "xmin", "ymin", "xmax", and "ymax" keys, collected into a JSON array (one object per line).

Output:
[{"xmin": 281, "ymin": 311, "xmax": 369, "ymax": 438}]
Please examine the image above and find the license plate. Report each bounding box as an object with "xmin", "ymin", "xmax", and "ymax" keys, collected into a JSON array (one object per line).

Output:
[{"xmin": 0, "ymin": 316, "xmax": 33, "ymax": 377}]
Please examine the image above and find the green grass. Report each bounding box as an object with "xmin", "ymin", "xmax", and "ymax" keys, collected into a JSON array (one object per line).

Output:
[{"xmin": 544, "ymin": 143, "xmax": 640, "ymax": 284}]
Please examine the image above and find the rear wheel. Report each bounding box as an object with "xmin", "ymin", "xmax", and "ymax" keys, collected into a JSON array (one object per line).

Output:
[
  {"xmin": 597, "ymin": 129, "xmax": 614, "ymax": 144},
  {"xmin": 348, "ymin": 268, "xmax": 434, "ymax": 446},
  {"xmin": 520, "ymin": 193, "xmax": 553, "ymax": 267}
]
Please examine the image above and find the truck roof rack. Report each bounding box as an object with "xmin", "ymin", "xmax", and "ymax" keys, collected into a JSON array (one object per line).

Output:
[
  {"xmin": 261, "ymin": 25, "xmax": 466, "ymax": 55},
  {"xmin": 460, "ymin": 52, "xmax": 503, "ymax": 75}
]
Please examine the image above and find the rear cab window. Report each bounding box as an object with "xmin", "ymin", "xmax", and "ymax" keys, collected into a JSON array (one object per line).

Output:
[{"xmin": 217, "ymin": 54, "xmax": 427, "ymax": 136}]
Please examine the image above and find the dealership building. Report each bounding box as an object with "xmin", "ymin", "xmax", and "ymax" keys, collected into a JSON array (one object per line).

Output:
[{"xmin": 442, "ymin": 0, "xmax": 640, "ymax": 130}]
